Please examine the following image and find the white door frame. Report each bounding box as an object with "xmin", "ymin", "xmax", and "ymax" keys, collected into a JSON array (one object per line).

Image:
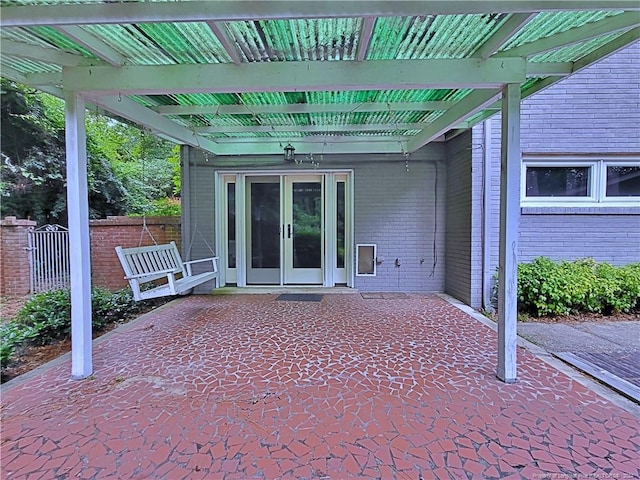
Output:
[{"xmin": 215, "ymin": 169, "xmax": 354, "ymax": 288}]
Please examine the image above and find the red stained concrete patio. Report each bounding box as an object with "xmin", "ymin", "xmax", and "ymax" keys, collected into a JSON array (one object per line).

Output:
[{"xmin": 2, "ymin": 294, "xmax": 639, "ymax": 479}]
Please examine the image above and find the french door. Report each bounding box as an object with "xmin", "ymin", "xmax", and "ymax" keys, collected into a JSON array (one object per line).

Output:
[
  {"xmin": 219, "ymin": 172, "xmax": 351, "ymax": 287},
  {"xmin": 283, "ymin": 175, "xmax": 323, "ymax": 284}
]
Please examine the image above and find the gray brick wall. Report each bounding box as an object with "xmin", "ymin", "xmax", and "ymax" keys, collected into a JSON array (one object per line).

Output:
[
  {"xmin": 182, "ymin": 146, "xmax": 447, "ymax": 292},
  {"xmin": 184, "ymin": 148, "xmax": 218, "ymax": 293},
  {"xmin": 520, "ymin": 41, "xmax": 640, "ymax": 154},
  {"xmin": 471, "ymin": 42, "xmax": 640, "ymax": 307},
  {"xmin": 352, "ymin": 148, "xmax": 446, "ymax": 292},
  {"xmin": 444, "ymin": 130, "xmax": 473, "ymax": 304}
]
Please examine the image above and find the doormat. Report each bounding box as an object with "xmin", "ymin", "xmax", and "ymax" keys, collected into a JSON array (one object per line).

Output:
[
  {"xmin": 361, "ymin": 292, "xmax": 409, "ymax": 299},
  {"xmin": 276, "ymin": 294, "xmax": 324, "ymax": 302}
]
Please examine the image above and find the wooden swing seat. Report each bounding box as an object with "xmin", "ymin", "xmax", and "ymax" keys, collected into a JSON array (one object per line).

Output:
[{"xmin": 115, "ymin": 241, "xmax": 219, "ymax": 301}]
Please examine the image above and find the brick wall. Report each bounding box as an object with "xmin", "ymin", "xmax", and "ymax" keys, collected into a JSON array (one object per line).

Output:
[
  {"xmin": 464, "ymin": 42, "xmax": 640, "ymax": 308},
  {"xmin": 0, "ymin": 216, "xmax": 182, "ymax": 296},
  {"xmin": 444, "ymin": 130, "xmax": 474, "ymax": 305},
  {"xmin": 0, "ymin": 216, "xmax": 36, "ymax": 296},
  {"xmin": 90, "ymin": 216, "xmax": 181, "ymax": 290}
]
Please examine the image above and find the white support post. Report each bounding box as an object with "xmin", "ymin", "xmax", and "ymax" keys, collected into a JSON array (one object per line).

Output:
[
  {"xmin": 497, "ymin": 83, "xmax": 521, "ymax": 383},
  {"xmin": 65, "ymin": 91, "xmax": 92, "ymax": 379}
]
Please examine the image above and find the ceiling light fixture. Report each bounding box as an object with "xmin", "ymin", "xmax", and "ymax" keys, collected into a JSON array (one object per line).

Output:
[{"xmin": 284, "ymin": 143, "xmax": 296, "ymax": 163}]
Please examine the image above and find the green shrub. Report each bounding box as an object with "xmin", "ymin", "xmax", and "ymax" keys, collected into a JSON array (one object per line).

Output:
[
  {"xmin": 1, "ymin": 286, "xmax": 159, "ymax": 368},
  {"xmin": 517, "ymin": 257, "xmax": 640, "ymax": 317}
]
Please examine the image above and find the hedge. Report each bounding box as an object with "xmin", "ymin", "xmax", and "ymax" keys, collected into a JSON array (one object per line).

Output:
[{"xmin": 517, "ymin": 257, "xmax": 640, "ymax": 317}]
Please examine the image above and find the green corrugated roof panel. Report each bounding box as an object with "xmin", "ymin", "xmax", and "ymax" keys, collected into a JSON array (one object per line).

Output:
[
  {"xmin": 1, "ymin": 55, "xmax": 61, "ymax": 74},
  {"xmin": 82, "ymin": 24, "xmax": 173, "ymax": 65},
  {"xmin": 134, "ymin": 23, "xmax": 231, "ymax": 64},
  {"xmin": 2, "ymin": 26, "xmax": 95, "ymax": 57},
  {"xmin": 529, "ymin": 31, "xmax": 626, "ymax": 63},
  {"xmin": 225, "ymin": 18, "xmax": 362, "ymax": 62},
  {"xmin": 501, "ymin": 11, "xmax": 622, "ymax": 51},
  {"xmin": 368, "ymin": 14, "xmax": 507, "ymax": 60}
]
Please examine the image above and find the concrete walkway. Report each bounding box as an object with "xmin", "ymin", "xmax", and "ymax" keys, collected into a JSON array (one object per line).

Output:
[
  {"xmin": 2, "ymin": 294, "xmax": 639, "ymax": 479},
  {"xmin": 518, "ymin": 320, "xmax": 640, "ymax": 400},
  {"xmin": 518, "ymin": 320, "xmax": 640, "ymax": 354}
]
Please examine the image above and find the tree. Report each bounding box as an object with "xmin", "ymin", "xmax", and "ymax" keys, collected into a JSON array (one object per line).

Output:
[{"xmin": 1, "ymin": 80, "xmax": 180, "ymax": 224}]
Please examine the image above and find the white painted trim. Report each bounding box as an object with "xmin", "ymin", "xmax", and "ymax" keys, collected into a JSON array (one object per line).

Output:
[
  {"xmin": 54, "ymin": 25, "xmax": 125, "ymax": 66},
  {"xmin": 154, "ymin": 101, "xmax": 456, "ymax": 116},
  {"xmin": 521, "ymin": 157, "xmax": 640, "ymax": 206},
  {"xmin": 482, "ymin": 119, "xmax": 493, "ymax": 310},
  {"xmin": 497, "ymin": 83, "xmax": 521, "ymax": 383},
  {"xmin": 4, "ymin": 1, "xmax": 638, "ymax": 27},
  {"xmin": 407, "ymin": 89, "xmax": 502, "ymax": 153},
  {"xmin": 356, "ymin": 244, "xmax": 377, "ymax": 277},
  {"xmin": 194, "ymin": 122, "xmax": 431, "ymax": 134},
  {"xmin": 473, "ymin": 12, "xmax": 536, "ymax": 59},
  {"xmin": 61, "ymin": 59, "xmax": 526, "ymax": 95},
  {"xmin": 495, "ymin": 12, "xmax": 640, "ymax": 59},
  {"xmin": 213, "ymin": 168, "xmax": 354, "ymax": 288},
  {"xmin": 65, "ymin": 91, "xmax": 92, "ymax": 379}
]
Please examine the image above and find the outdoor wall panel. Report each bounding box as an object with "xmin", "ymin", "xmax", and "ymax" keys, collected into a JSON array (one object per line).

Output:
[
  {"xmin": 444, "ymin": 130, "xmax": 474, "ymax": 305},
  {"xmin": 474, "ymin": 42, "xmax": 640, "ymax": 303},
  {"xmin": 183, "ymin": 145, "xmax": 447, "ymax": 293}
]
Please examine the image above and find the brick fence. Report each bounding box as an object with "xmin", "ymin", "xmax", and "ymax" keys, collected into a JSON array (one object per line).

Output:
[
  {"xmin": 0, "ymin": 216, "xmax": 181, "ymax": 295},
  {"xmin": 0, "ymin": 216, "xmax": 37, "ymax": 296}
]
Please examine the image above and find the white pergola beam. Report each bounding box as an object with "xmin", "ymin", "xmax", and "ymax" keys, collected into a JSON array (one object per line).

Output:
[
  {"xmin": 154, "ymin": 101, "xmax": 457, "ymax": 116},
  {"xmin": 1, "ymin": 39, "xmax": 98, "ymax": 67},
  {"xmin": 526, "ymin": 61, "xmax": 573, "ymax": 76},
  {"xmin": 54, "ymin": 25, "xmax": 126, "ymax": 66},
  {"xmin": 206, "ymin": 21, "xmax": 243, "ymax": 65},
  {"xmin": 406, "ymin": 89, "xmax": 501, "ymax": 152},
  {"xmin": 356, "ymin": 17, "xmax": 376, "ymax": 61},
  {"xmin": 195, "ymin": 122, "xmax": 429, "ymax": 134},
  {"xmin": 3, "ymin": 1, "xmax": 639, "ymax": 27},
  {"xmin": 210, "ymin": 135, "xmax": 413, "ymax": 144},
  {"xmin": 497, "ymin": 83, "xmax": 521, "ymax": 384},
  {"xmin": 573, "ymin": 26, "xmax": 640, "ymax": 72},
  {"xmin": 496, "ymin": 12, "xmax": 640, "ymax": 59},
  {"xmin": 64, "ymin": 91, "xmax": 92, "ymax": 379},
  {"xmin": 212, "ymin": 140, "xmax": 405, "ymax": 156},
  {"xmin": 87, "ymin": 94, "xmax": 222, "ymax": 154},
  {"xmin": 469, "ymin": 27, "xmax": 640, "ymax": 130},
  {"xmin": 474, "ymin": 13, "xmax": 537, "ymax": 59},
  {"xmin": 62, "ymin": 58, "xmax": 526, "ymax": 95}
]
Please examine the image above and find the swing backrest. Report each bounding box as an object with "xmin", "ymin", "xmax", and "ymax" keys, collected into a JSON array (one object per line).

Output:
[{"xmin": 115, "ymin": 241, "xmax": 187, "ymax": 281}]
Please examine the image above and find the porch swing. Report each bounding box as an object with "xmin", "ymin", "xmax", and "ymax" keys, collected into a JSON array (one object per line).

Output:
[{"xmin": 114, "ymin": 131, "xmax": 219, "ymax": 301}]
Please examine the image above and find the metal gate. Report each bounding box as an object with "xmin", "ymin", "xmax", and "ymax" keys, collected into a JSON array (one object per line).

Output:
[{"xmin": 27, "ymin": 224, "xmax": 71, "ymax": 293}]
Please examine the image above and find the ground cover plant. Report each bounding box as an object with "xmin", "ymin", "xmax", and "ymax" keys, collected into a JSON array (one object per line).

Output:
[
  {"xmin": 0, "ymin": 287, "xmax": 168, "ymax": 380},
  {"xmin": 517, "ymin": 257, "xmax": 640, "ymax": 317}
]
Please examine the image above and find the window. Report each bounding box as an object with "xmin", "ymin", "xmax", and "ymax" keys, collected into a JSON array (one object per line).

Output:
[
  {"xmin": 522, "ymin": 158, "xmax": 640, "ymax": 206},
  {"xmin": 606, "ymin": 165, "xmax": 640, "ymax": 197}
]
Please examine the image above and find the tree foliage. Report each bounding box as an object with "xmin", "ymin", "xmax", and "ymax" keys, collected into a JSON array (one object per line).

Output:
[{"xmin": 1, "ymin": 79, "xmax": 180, "ymax": 224}]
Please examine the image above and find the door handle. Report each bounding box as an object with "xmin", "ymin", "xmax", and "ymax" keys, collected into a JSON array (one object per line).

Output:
[{"xmin": 287, "ymin": 224, "xmax": 292, "ymax": 238}]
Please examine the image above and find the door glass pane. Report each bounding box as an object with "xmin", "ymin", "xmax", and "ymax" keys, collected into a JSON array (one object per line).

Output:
[
  {"xmin": 336, "ymin": 181, "xmax": 345, "ymax": 269},
  {"xmin": 293, "ymin": 182, "xmax": 321, "ymax": 269},
  {"xmin": 251, "ymin": 183, "xmax": 280, "ymax": 268},
  {"xmin": 227, "ymin": 183, "xmax": 236, "ymax": 268}
]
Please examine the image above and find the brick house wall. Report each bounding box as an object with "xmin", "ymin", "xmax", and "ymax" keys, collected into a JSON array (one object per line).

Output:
[
  {"xmin": 463, "ymin": 41, "xmax": 640, "ymax": 308},
  {"xmin": 186, "ymin": 146, "xmax": 447, "ymax": 293}
]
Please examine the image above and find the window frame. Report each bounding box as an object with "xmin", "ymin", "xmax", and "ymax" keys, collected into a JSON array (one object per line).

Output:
[
  {"xmin": 521, "ymin": 156, "xmax": 640, "ymax": 207},
  {"xmin": 601, "ymin": 162, "xmax": 640, "ymax": 204}
]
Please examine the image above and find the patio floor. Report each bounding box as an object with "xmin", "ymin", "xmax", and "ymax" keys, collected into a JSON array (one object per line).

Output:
[{"xmin": 1, "ymin": 294, "xmax": 639, "ymax": 479}]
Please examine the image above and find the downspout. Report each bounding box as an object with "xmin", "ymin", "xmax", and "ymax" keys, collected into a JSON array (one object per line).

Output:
[
  {"xmin": 482, "ymin": 119, "xmax": 493, "ymax": 310},
  {"xmin": 181, "ymin": 145, "xmax": 192, "ymax": 261}
]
